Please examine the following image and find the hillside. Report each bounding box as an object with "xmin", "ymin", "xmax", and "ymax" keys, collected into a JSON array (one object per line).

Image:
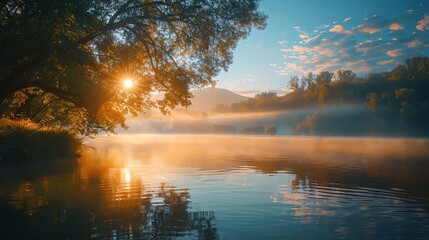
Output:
[
  {"xmin": 151, "ymin": 88, "xmax": 248, "ymax": 112},
  {"xmin": 188, "ymin": 88, "xmax": 248, "ymax": 111}
]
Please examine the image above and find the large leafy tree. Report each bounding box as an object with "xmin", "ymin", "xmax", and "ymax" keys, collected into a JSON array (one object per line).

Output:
[{"xmin": 0, "ymin": 0, "xmax": 266, "ymax": 134}]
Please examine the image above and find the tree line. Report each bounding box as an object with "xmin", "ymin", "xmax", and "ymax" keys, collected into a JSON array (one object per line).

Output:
[{"xmin": 213, "ymin": 57, "xmax": 429, "ymax": 136}]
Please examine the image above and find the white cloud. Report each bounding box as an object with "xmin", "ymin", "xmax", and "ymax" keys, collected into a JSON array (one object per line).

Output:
[
  {"xmin": 343, "ymin": 17, "xmax": 352, "ymax": 22},
  {"xmin": 287, "ymin": 56, "xmax": 299, "ymax": 59},
  {"xmin": 299, "ymin": 34, "xmax": 309, "ymax": 39},
  {"xmin": 356, "ymin": 40, "xmax": 373, "ymax": 52},
  {"xmin": 293, "ymin": 26, "xmax": 308, "ymax": 35},
  {"xmin": 278, "ymin": 40, "xmax": 287, "ymax": 45},
  {"xmin": 304, "ymin": 34, "xmax": 321, "ymax": 45},
  {"xmin": 329, "ymin": 25, "xmax": 352, "ymax": 34},
  {"xmin": 407, "ymin": 9, "xmax": 414, "ymax": 14},
  {"xmin": 242, "ymin": 74, "xmax": 255, "ymax": 82},
  {"xmin": 416, "ymin": 15, "xmax": 429, "ymax": 31},
  {"xmin": 276, "ymin": 69, "xmax": 291, "ymax": 75},
  {"xmin": 245, "ymin": 44, "xmax": 262, "ymax": 48},
  {"xmin": 378, "ymin": 60, "xmax": 395, "ymax": 65}
]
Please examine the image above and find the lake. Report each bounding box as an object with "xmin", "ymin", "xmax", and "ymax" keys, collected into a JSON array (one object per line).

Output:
[{"xmin": 1, "ymin": 135, "xmax": 429, "ymax": 239}]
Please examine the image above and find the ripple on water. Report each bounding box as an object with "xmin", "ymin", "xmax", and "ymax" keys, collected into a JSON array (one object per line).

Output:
[{"xmin": 1, "ymin": 135, "xmax": 429, "ymax": 239}]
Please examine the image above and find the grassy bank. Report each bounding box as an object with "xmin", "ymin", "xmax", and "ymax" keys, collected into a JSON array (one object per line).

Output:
[{"xmin": 0, "ymin": 118, "xmax": 81, "ymax": 163}]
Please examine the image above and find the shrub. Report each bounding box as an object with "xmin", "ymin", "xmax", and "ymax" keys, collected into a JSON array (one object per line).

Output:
[{"xmin": 0, "ymin": 118, "xmax": 81, "ymax": 163}]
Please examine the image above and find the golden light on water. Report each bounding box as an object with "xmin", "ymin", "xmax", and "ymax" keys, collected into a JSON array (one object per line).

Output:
[
  {"xmin": 123, "ymin": 79, "xmax": 134, "ymax": 89},
  {"xmin": 123, "ymin": 168, "xmax": 132, "ymax": 183}
]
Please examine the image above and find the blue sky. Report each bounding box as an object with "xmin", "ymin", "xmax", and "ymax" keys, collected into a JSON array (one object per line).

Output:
[{"xmin": 216, "ymin": 0, "xmax": 429, "ymax": 96}]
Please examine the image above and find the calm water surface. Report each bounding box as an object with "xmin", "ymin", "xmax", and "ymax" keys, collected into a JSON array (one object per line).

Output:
[{"xmin": 1, "ymin": 135, "xmax": 429, "ymax": 239}]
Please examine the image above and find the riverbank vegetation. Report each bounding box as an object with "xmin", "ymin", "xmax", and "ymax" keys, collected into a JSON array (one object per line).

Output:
[
  {"xmin": 0, "ymin": 119, "xmax": 80, "ymax": 163},
  {"xmin": 212, "ymin": 57, "xmax": 429, "ymax": 136}
]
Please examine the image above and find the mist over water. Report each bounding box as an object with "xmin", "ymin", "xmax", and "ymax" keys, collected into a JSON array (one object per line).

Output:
[
  {"xmin": 118, "ymin": 105, "xmax": 368, "ymax": 135},
  {"xmin": 1, "ymin": 134, "xmax": 429, "ymax": 239}
]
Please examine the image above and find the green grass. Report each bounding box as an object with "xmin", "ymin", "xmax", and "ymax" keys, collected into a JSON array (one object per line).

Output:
[{"xmin": 0, "ymin": 118, "xmax": 81, "ymax": 163}]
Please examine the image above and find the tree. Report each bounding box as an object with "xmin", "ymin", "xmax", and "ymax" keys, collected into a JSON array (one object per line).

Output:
[
  {"xmin": 301, "ymin": 72, "xmax": 315, "ymax": 90},
  {"xmin": 302, "ymin": 72, "xmax": 317, "ymax": 101},
  {"xmin": 315, "ymin": 71, "xmax": 333, "ymax": 85},
  {"xmin": 365, "ymin": 93, "xmax": 379, "ymax": 112},
  {"xmin": 254, "ymin": 92, "xmax": 279, "ymax": 110},
  {"xmin": 336, "ymin": 69, "xmax": 356, "ymax": 82},
  {"xmin": 288, "ymin": 75, "xmax": 301, "ymax": 92},
  {"xmin": 0, "ymin": 0, "xmax": 266, "ymax": 135}
]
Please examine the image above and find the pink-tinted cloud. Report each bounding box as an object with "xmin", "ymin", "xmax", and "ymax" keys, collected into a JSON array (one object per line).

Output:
[
  {"xmin": 355, "ymin": 63, "xmax": 373, "ymax": 73},
  {"xmin": 298, "ymin": 55, "xmax": 308, "ymax": 60},
  {"xmin": 416, "ymin": 15, "xmax": 429, "ymax": 31},
  {"xmin": 276, "ymin": 13, "xmax": 429, "ymax": 79},
  {"xmin": 329, "ymin": 25, "xmax": 352, "ymax": 34},
  {"xmin": 313, "ymin": 59, "xmax": 340, "ymax": 72},
  {"xmin": 378, "ymin": 60, "xmax": 395, "ymax": 65},
  {"xmin": 299, "ymin": 34, "xmax": 308, "ymax": 39},
  {"xmin": 281, "ymin": 46, "xmax": 312, "ymax": 53},
  {"xmin": 355, "ymin": 24, "xmax": 380, "ymax": 34},
  {"xmin": 407, "ymin": 39, "xmax": 421, "ymax": 48},
  {"xmin": 389, "ymin": 23, "xmax": 403, "ymax": 30},
  {"xmin": 387, "ymin": 49, "xmax": 401, "ymax": 57},
  {"xmin": 285, "ymin": 63, "xmax": 312, "ymax": 74},
  {"xmin": 313, "ymin": 45, "xmax": 333, "ymax": 57}
]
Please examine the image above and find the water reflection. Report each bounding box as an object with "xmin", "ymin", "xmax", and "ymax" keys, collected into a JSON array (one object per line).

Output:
[
  {"xmin": 1, "ymin": 135, "xmax": 429, "ymax": 239},
  {"xmin": 0, "ymin": 153, "xmax": 219, "ymax": 239}
]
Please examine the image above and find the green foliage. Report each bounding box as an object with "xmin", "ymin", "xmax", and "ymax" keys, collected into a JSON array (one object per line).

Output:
[
  {"xmin": 0, "ymin": 118, "xmax": 81, "ymax": 163},
  {"xmin": 315, "ymin": 71, "xmax": 334, "ymax": 85},
  {"xmin": 213, "ymin": 57, "xmax": 429, "ymax": 136},
  {"xmin": 336, "ymin": 69, "xmax": 356, "ymax": 82},
  {"xmin": 0, "ymin": 0, "xmax": 266, "ymax": 135},
  {"xmin": 293, "ymin": 108, "xmax": 373, "ymax": 136}
]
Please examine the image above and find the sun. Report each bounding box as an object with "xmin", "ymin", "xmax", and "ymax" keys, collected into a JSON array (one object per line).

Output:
[{"xmin": 123, "ymin": 79, "xmax": 134, "ymax": 89}]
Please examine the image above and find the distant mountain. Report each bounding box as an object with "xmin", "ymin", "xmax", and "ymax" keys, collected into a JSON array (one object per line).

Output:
[
  {"xmin": 188, "ymin": 88, "xmax": 248, "ymax": 111},
  {"xmin": 150, "ymin": 88, "xmax": 248, "ymax": 112}
]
